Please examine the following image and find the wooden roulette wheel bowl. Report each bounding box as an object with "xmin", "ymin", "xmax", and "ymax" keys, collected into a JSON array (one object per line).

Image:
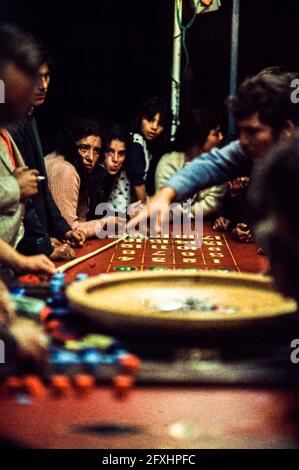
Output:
[{"xmin": 66, "ymin": 271, "xmax": 298, "ymax": 347}]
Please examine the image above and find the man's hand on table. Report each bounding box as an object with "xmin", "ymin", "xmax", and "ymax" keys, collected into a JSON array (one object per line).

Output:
[
  {"xmin": 64, "ymin": 229, "xmax": 86, "ymax": 247},
  {"xmin": 15, "ymin": 253, "xmax": 55, "ymax": 275},
  {"xmin": 49, "ymin": 238, "xmax": 75, "ymax": 261},
  {"xmin": 127, "ymin": 187, "xmax": 176, "ymax": 236},
  {"xmin": 232, "ymin": 223, "xmax": 254, "ymax": 243},
  {"xmin": 213, "ymin": 216, "xmax": 231, "ymax": 232}
]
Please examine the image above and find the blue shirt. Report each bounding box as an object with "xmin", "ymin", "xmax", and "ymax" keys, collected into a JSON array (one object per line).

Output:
[{"xmin": 165, "ymin": 140, "xmax": 252, "ymax": 201}]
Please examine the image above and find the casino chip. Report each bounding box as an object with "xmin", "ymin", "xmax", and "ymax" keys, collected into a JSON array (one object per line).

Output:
[{"xmin": 114, "ymin": 266, "xmax": 137, "ymax": 271}]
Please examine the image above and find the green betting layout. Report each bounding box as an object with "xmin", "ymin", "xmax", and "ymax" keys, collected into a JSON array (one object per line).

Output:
[{"xmin": 106, "ymin": 232, "xmax": 240, "ymax": 273}]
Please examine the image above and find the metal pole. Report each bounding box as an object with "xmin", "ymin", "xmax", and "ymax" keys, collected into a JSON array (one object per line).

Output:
[
  {"xmin": 171, "ymin": 0, "xmax": 183, "ymax": 140},
  {"xmin": 228, "ymin": 0, "xmax": 240, "ymax": 134}
]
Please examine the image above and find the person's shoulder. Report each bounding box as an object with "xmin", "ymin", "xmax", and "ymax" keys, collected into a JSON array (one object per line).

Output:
[
  {"xmin": 7, "ymin": 115, "xmax": 30, "ymax": 135},
  {"xmin": 45, "ymin": 152, "xmax": 66, "ymax": 165},
  {"xmin": 128, "ymin": 136, "xmax": 146, "ymax": 162},
  {"xmin": 132, "ymin": 133, "xmax": 146, "ymax": 147},
  {"xmin": 159, "ymin": 151, "xmax": 184, "ymax": 166},
  {"xmin": 205, "ymin": 139, "xmax": 245, "ymax": 160},
  {"xmin": 45, "ymin": 153, "xmax": 78, "ymax": 175},
  {"xmin": 45, "ymin": 151, "xmax": 58, "ymax": 165}
]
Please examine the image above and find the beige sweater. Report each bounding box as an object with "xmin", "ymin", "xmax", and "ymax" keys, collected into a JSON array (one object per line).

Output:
[
  {"xmin": 44, "ymin": 152, "xmax": 101, "ymax": 238},
  {"xmin": 155, "ymin": 151, "xmax": 227, "ymax": 217},
  {"xmin": 0, "ymin": 132, "xmax": 25, "ymax": 248}
]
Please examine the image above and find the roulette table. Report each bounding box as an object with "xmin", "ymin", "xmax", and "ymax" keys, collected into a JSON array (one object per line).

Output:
[
  {"xmin": 56, "ymin": 222, "xmax": 268, "ymax": 281},
  {"xmin": 1, "ymin": 223, "xmax": 299, "ymax": 449}
]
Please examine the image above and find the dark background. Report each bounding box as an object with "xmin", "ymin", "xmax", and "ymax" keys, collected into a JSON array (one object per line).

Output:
[{"xmin": 1, "ymin": 0, "xmax": 299, "ymax": 151}]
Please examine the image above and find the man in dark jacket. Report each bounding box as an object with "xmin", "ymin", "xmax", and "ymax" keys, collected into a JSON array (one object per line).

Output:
[{"xmin": 9, "ymin": 56, "xmax": 85, "ymax": 260}]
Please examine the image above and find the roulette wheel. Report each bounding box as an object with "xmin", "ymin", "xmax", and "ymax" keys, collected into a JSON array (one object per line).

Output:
[{"xmin": 67, "ymin": 271, "xmax": 298, "ymax": 347}]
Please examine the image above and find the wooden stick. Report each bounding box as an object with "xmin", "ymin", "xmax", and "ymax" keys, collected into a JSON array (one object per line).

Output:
[{"xmin": 56, "ymin": 234, "xmax": 129, "ymax": 273}]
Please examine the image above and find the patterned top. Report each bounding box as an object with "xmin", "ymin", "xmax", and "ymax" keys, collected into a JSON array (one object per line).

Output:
[{"xmin": 108, "ymin": 133, "xmax": 152, "ymax": 214}]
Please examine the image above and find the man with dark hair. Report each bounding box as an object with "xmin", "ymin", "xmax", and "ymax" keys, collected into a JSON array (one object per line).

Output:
[
  {"xmin": 0, "ymin": 22, "xmax": 54, "ymax": 370},
  {"xmin": 9, "ymin": 53, "xmax": 86, "ymax": 261},
  {"xmin": 0, "ymin": 23, "xmax": 41, "ymax": 126},
  {"xmin": 249, "ymin": 134, "xmax": 299, "ymax": 302},
  {"xmin": 0, "ymin": 22, "xmax": 55, "ymax": 275},
  {"xmin": 128, "ymin": 73, "xmax": 296, "ymax": 232}
]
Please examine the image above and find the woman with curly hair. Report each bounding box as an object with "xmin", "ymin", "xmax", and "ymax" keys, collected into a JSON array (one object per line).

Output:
[{"xmin": 45, "ymin": 119, "xmax": 128, "ymax": 238}]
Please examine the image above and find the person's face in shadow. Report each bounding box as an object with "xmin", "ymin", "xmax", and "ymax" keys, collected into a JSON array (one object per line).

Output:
[
  {"xmin": 203, "ymin": 126, "xmax": 223, "ymax": 152},
  {"xmin": 31, "ymin": 62, "xmax": 50, "ymax": 108},
  {"xmin": 75, "ymin": 135, "xmax": 102, "ymax": 172},
  {"xmin": 255, "ymin": 210, "xmax": 299, "ymax": 301},
  {"xmin": 140, "ymin": 113, "xmax": 164, "ymax": 141},
  {"xmin": 0, "ymin": 62, "xmax": 35, "ymax": 127},
  {"xmin": 104, "ymin": 138, "xmax": 126, "ymax": 175}
]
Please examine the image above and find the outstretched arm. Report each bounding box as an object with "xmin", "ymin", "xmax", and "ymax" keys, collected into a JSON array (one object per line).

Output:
[
  {"xmin": 127, "ymin": 140, "xmax": 250, "ymax": 234},
  {"xmin": 0, "ymin": 238, "xmax": 55, "ymax": 275},
  {"xmin": 166, "ymin": 140, "xmax": 250, "ymax": 201}
]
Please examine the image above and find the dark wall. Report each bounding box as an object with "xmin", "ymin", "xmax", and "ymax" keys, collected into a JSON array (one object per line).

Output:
[
  {"xmin": 238, "ymin": 0, "xmax": 299, "ymax": 80},
  {"xmin": 185, "ymin": 0, "xmax": 299, "ymax": 108},
  {"xmin": 0, "ymin": 0, "xmax": 174, "ymax": 150},
  {"xmin": 1, "ymin": 0, "xmax": 299, "ymax": 149}
]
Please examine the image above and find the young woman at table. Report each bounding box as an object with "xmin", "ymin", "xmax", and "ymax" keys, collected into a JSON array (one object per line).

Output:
[
  {"xmin": 45, "ymin": 120, "xmax": 128, "ymax": 238},
  {"xmin": 108, "ymin": 97, "xmax": 172, "ymax": 213}
]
